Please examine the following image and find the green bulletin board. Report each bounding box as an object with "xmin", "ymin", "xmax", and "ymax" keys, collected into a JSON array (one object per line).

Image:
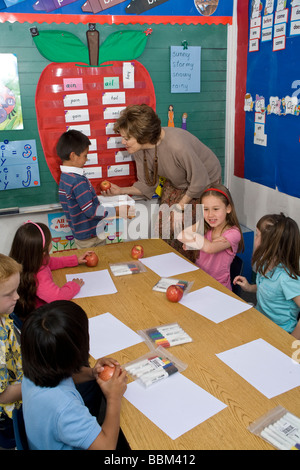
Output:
[{"xmin": 0, "ymin": 21, "xmax": 227, "ymax": 210}]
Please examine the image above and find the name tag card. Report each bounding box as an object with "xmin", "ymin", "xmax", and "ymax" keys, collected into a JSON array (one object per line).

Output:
[
  {"xmin": 115, "ymin": 151, "xmax": 133, "ymax": 162},
  {"xmin": 67, "ymin": 124, "xmax": 91, "ymax": 136},
  {"xmin": 85, "ymin": 153, "xmax": 98, "ymax": 165},
  {"xmin": 123, "ymin": 62, "xmax": 135, "ymax": 89},
  {"xmin": 64, "ymin": 109, "xmax": 89, "ymax": 123},
  {"xmin": 89, "ymin": 139, "xmax": 97, "ymax": 151},
  {"xmin": 63, "ymin": 93, "xmax": 88, "ymax": 107},
  {"xmin": 105, "ymin": 122, "xmax": 117, "ymax": 135},
  {"xmin": 104, "ymin": 107, "xmax": 126, "ymax": 120},
  {"xmin": 107, "ymin": 164, "xmax": 130, "ymax": 177},
  {"xmin": 102, "ymin": 92, "xmax": 126, "ymax": 105},
  {"xmin": 107, "ymin": 136, "xmax": 124, "ymax": 149},
  {"xmin": 83, "ymin": 167, "xmax": 102, "ymax": 179}
]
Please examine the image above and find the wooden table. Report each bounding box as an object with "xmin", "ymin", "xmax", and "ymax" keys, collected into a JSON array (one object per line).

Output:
[{"xmin": 52, "ymin": 239, "xmax": 300, "ymax": 450}]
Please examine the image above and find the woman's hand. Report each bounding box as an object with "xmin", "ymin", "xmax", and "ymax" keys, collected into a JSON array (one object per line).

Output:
[{"xmin": 101, "ymin": 183, "xmax": 122, "ymax": 196}]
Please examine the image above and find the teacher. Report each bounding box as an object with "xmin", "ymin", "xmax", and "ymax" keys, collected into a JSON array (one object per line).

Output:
[{"xmin": 103, "ymin": 104, "xmax": 222, "ymax": 260}]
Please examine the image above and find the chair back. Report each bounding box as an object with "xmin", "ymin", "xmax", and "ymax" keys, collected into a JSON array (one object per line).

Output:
[
  {"xmin": 230, "ymin": 255, "xmax": 243, "ymax": 296},
  {"xmin": 12, "ymin": 406, "xmax": 29, "ymax": 450}
]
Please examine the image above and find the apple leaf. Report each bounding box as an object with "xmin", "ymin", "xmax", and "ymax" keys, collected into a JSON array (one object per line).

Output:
[
  {"xmin": 33, "ymin": 31, "xmax": 89, "ymax": 64},
  {"xmin": 98, "ymin": 30, "xmax": 150, "ymax": 65}
]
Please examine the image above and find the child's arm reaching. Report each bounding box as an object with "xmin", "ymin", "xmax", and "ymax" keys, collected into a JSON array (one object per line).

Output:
[
  {"xmin": 177, "ymin": 226, "xmax": 232, "ymax": 253},
  {"xmin": 233, "ymin": 275, "xmax": 257, "ymax": 293}
]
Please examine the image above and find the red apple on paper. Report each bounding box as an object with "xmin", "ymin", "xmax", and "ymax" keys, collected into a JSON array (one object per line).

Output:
[
  {"xmin": 166, "ymin": 285, "xmax": 184, "ymax": 303},
  {"xmin": 100, "ymin": 180, "xmax": 111, "ymax": 192},
  {"xmin": 99, "ymin": 365, "xmax": 115, "ymax": 382},
  {"xmin": 131, "ymin": 245, "xmax": 144, "ymax": 259},
  {"xmin": 85, "ymin": 252, "xmax": 99, "ymax": 267}
]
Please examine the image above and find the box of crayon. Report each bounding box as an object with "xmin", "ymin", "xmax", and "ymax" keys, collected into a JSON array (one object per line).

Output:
[
  {"xmin": 138, "ymin": 322, "xmax": 192, "ymax": 349},
  {"xmin": 124, "ymin": 346, "xmax": 187, "ymax": 388}
]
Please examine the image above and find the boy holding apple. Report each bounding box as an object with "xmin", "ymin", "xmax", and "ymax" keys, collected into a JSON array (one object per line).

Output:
[{"xmin": 57, "ymin": 130, "xmax": 119, "ymax": 249}]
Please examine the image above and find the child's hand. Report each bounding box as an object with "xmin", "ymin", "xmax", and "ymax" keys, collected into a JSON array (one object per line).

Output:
[
  {"xmin": 77, "ymin": 251, "xmax": 94, "ymax": 264},
  {"xmin": 93, "ymin": 357, "xmax": 120, "ymax": 379},
  {"xmin": 96, "ymin": 365, "xmax": 127, "ymax": 401},
  {"xmin": 72, "ymin": 278, "xmax": 84, "ymax": 287},
  {"xmin": 233, "ymin": 275, "xmax": 250, "ymax": 291},
  {"xmin": 177, "ymin": 229, "xmax": 204, "ymax": 250}
]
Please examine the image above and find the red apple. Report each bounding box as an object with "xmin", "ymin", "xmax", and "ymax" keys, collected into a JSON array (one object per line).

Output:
[
  {"xmin": 100, "ymin": 180, "xmax": 111, "ymax": 192},
  {"xmin": 99, "ymin": 365, "xmax": 115, "ymax": 382},
  {"xmin": 166, "ymin": 285, "xmax": 184, "ymax": 303},
  {"xmin": 131, "ymin": 245, "xmax": 144, "ymax": 259},
  {"xmin": 85, "ymin": 252, "xmax": 99, "ymax": 267}
]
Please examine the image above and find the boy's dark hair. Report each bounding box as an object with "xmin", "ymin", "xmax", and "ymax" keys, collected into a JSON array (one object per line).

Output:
[
  {"xmin": 21, "ymin": 300, "xmax": 90, "ymax": 387},
  {"xmin": 56, "ymin": 130, "xmax": 91, "ymax": 161}
]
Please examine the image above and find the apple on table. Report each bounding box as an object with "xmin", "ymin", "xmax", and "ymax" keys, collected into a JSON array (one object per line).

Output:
[
  {"xmin": 131, "ymin": 245, "xmax": 144, "ymax": 259},
  {"xmin": 166, "ymin": 285, "xmax": 184, "ymax": 303}
]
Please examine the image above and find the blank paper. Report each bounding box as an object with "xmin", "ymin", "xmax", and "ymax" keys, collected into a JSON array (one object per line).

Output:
[
  {"xmin": 88, "ymin": 312, "xmax": 143, "ymax": 359},
  {"xmin": 124, "ymin": 373, "xmax": 226, "ymax": 440},
  {"xmin": 66, "ymin": 269, "xmax": 117, "ymax": 298},
  {"xmin": 140, "ymin": 252, "xmax": 198, "ymax": 278},
  {"xmin": 216, "ymin": 338, "xmax": 300, "ymax": 399},
  {"xmin": 179, "ymin": 286, "xmax": 252, "ymax": 323}
]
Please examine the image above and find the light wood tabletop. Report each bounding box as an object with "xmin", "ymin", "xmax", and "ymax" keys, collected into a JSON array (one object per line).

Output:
[{"xmin": 52, "ymin": 238, "xmax": 300, "ymax": 450}]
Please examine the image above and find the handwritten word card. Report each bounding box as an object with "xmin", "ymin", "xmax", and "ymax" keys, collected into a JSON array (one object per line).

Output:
[{"xmin": 171, "ymin": 46, "xmax": 201, "ymax": 93}]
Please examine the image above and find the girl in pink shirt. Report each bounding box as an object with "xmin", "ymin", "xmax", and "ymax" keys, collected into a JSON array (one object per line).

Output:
[
  {"xmin": 9, "ymin": 221, "xmax": 92, "ymax": 319},
  {"xmin": 178, "ymin": 184, "xmax": 244, "ymax": 290}
]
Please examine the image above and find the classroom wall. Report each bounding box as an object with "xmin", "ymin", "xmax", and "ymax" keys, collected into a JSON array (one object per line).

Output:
[{"xmin": 226, "ymin": 0, "xmax": 300, "ymax": 235}]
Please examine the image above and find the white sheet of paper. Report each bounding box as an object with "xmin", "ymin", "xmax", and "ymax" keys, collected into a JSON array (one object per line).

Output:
[
  {"xmin": 66, "ymin": 269, "xmax": 117, "ymax": 299},
  {"xmin": 88, "ymin": 312, "xmax": 143, "ymax": 359},
  {"xmin": 140, "ymin": 252, "xmax": 198, "ymax": 277},
  {"xmin": 216, "ymin": 338, "xmax": 300, "ymax": 398},
  {"xmin": 124, "ymin": 373, "xmax": 226, "ymax": 440},
  {"xmin": 179, "ymin": 286, "xmax": 252, "ymax": 323}
]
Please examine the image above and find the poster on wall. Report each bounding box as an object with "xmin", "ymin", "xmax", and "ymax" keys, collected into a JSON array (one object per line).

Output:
[
  {"xmin": 0, "ymin": 54, "xmax": 24, "ymax": 131},
  {"xmin": 170, "ymin": 45, "xmax": 201, "ymax": 93},
  {"xmin": 0, "ymin": 139, "xmax": 40, "ymax": 190},
  {"xmin": 0, "ymin": 0, "xmax": 234, "ymax": 25}
]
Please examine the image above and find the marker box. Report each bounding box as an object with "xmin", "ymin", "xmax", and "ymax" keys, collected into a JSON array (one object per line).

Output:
[
  {"xmin": 248, "ymin": 406, "xmax": 300, "ymax": 450},
  {"xmin": 152, "ymin": 277, "xmax": 193, "ymax": 294},
  {"xmin": 123, "ymin": 346, "xmax": 187, "ymax": 388},
  {"xmin": 109, "ymin": 261, "xmax": 147, "ymax": 277},
  {"xmin": 138, "ymin": 322, "xmax": 192, "ymax": 349}
]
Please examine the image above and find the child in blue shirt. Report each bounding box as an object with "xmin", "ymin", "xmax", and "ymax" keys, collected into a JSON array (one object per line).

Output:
[
  {"xmin": 21, "ymin": 300, "xmax": 128, "ymax": 450},
  {"xmin": 234, "ymin": 213, "xmax": 300, "ymax": 338}
]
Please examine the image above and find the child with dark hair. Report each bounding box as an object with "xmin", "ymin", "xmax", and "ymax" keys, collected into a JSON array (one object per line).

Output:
[
  {"xmin": 10, "ymin": 221, "xmax": 91, "ymax": 319},
  {"xmin": 234, "ymin": 213, "xmax": 300, "ymax": 338},
  {"xmin": 57, "ymin": 130, "xmax": 113, "ymax": 248},
  {"xmin": 21, "ymin": 300, "xmax": 128, "ymax": 450}
]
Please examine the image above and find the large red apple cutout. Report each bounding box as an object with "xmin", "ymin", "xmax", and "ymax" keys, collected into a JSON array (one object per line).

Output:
[{"xmin": 33, "ymin": 28, "xmax": 156, "ymax": 195}]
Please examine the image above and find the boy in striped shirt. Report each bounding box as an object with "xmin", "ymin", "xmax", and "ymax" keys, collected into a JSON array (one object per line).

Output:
[{"xmin": 57, "ymin": 130, "xmax": 110, "ymax": 249}]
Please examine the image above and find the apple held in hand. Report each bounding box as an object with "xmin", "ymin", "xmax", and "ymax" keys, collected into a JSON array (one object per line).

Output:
[
  {"xmin": 166, "ymin": 285, "xmax": 184, "ymax": 303},
  {"xmin": 100, "ymin": 180, "xmax": 111, "ymax": 192},
  {"xmin": 85, "ymin": 252, "xmax": 99, "ymax": 267},
  {"xmin": 99, "ymin": 365, "xmax": 115, "ymax": 381},
  {"xmin": 131, "ymin": 245, "xmax": 144, "ymax": 259}
]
